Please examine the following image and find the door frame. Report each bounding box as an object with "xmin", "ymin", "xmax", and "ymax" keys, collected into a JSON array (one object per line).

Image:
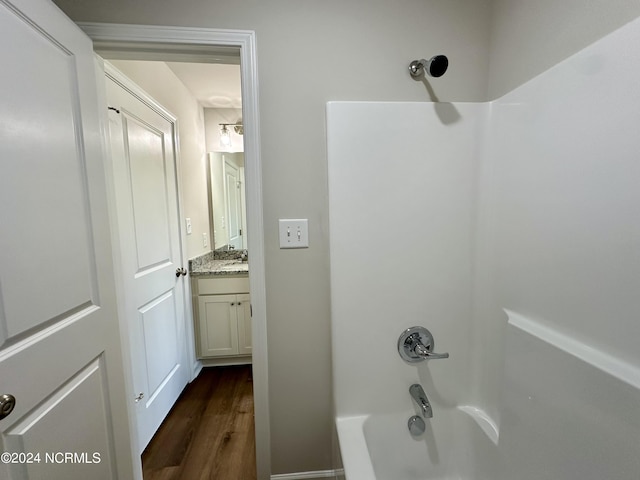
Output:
[{"xmin": 81, "ymin": 23, "xmax": 270, "ymax": 480}]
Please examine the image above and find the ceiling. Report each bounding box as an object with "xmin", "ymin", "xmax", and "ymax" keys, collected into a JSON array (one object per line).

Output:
[{"xmin": 166, "ymin": 62, "xmax": 242, "ymax": 109}]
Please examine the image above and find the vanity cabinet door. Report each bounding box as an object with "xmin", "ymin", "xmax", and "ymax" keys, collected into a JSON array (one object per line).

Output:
[
  {"xmin": 198, "ymin": 294, "xmax": 239, "ymax": 357},
  {"xmin": 237, "ymin": 293, "xmax": 252, "ymax": 355}
]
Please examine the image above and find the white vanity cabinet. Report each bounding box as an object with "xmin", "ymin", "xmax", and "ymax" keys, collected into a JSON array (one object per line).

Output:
[{"xmin": 193, "ymin": 276, "xmax": 251, "ymax": 361}]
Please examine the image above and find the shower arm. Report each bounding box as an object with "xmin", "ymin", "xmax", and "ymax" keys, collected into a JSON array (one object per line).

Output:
[{"xmin": 408, "ymin": 59, "xmax": 429, "ymax": 78}]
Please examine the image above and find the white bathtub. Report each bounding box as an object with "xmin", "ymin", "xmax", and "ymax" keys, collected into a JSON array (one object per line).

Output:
[
  {"xmin": 334, "ymin": 314, "xmax": 640, "ymax": 480},
  {"xmin": 336, "ymin": 407, "xmax": 498, "ymax": 480},
  {"xmin": 329, "ymin": 17, "xmax": 640, "ymax": 480}
]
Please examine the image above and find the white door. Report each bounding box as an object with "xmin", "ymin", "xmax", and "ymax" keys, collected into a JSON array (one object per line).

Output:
[
  {"xmin": 0, "ymin": 1, "xmax": 135, "ymax": 479},
  {"xmin": 105, "ymin": 68, "xmax": 189, "ymax": 453},
  {"xmin": 224, "ymin": 159, "xmax": 243, "ymax": 250}
]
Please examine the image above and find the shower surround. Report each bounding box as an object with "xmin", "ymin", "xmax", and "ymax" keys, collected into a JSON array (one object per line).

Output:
[{"xmin": 328, "ymin": 15, "xmax": 640, "ymax": 480}]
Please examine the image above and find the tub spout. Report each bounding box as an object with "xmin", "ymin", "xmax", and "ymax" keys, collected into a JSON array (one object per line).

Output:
[{"xmin": 409, "ymin": 384, "xmax": 433, "ymax": 418}]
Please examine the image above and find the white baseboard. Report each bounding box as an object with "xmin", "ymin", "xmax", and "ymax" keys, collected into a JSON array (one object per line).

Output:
[
  {"xmin": 271, "ymin": 469, "xmax": 344, "ymax": 480},
  {"xmin": 199, "ymin": 355, "xmax": 252, "ymax": 367},
  {"xmin": 191, "ymin": 361, "xmax": 203, "ymax": 381}
]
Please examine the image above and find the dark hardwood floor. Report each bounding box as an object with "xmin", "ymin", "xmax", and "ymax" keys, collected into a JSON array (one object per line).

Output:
[{"xmin": 142, "ymin": 365, "xmax": 256, "ymax": 480}]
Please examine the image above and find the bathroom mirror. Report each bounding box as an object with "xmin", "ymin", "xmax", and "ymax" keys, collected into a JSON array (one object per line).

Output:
[{"xmin": 208, "ymin": 152, "xmax": 247, "ymax": 250}]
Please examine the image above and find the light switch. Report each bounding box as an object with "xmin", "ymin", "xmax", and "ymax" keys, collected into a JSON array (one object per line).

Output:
[
  {"xmin": 279, "ymin": 219, "xmax": 309, "ymax": 248},
  {"xmin": 185, "ymin": 218, "xmax": 192, "ymax": 235}
]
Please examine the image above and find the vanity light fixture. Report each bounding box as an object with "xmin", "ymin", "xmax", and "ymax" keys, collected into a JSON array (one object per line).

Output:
[
  {"xmin": 219, "ymin": 123, "xmax": 243, "ymax": 149},
  {"xmin": 219, "ymin": 124, "xmax": 231, "ymax": 148}
]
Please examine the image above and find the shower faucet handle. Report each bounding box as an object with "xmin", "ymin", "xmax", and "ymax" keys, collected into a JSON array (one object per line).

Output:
[
  {"xmin": 398, "ymin": 326, "xmax": 450, "ymax": 363},
  {"xmin": 413, "ymin": 343, "xmax": 449, "ymax": 360}
]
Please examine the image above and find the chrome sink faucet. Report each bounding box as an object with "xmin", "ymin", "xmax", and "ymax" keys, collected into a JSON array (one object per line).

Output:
[{"xmin": 409, "ymin": 384, "xmax": 433, "ymax": 418}]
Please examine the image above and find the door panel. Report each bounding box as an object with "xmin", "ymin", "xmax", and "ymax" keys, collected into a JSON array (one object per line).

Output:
[
  {"xmin": 127, "ymin": 117, "xmax": 172, "ymax": 270},
  {"xmin": 106, "ymin": 68, "xmax": 188, "ymax": 453},
  {"xmin": 0, "ymin": 0, "xmax": 97, "ymax": 339},
  {"xmin": 140, "ymin": 291, "xmax": 179, "ymax": 395},
  {"xmin": 4, "ymin": 357, "xmax": 114, "ymax": 479},
  {"xmin": 0, "ymin": 1, "xmax": 134, "ymax": 478},
  {"xmin": 224, "ymin": 159, "xmax": 243, "ymax": 249},
  {"xmin": 198, "ymin": 295, "xmax": 238, "ymax": 356}
]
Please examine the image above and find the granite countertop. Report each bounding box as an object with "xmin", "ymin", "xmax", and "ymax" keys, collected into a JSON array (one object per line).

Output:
[{"xmin": 189, "ymin": 251, "xmax": 249, "ymax": 277}]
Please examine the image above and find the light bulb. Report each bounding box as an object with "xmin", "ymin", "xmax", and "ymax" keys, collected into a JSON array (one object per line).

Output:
[{"xmin": 220, "ymin": 125, "xmax": 231, "ymax": 148}]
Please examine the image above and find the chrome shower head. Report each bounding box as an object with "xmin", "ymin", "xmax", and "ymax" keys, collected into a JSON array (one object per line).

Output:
[{"xmin": 409, "ymin": 55, "xmax": 449, "ymax": 78}]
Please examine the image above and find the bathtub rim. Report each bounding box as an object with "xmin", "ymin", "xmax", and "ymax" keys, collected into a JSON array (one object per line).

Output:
[{"xmin": 335, "ymin": 415, "xmax": 376, "ymax": 480}]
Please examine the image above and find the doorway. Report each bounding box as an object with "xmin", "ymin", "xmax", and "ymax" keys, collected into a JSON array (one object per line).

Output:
[{"xmin": 82, "ymin": 23, "xmax": 270, "ymax": 480}]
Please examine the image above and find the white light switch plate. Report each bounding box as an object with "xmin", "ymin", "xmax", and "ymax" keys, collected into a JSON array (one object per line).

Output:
[{"xmin": 279, "ymin": 219, "xmax": 309, "ymax": 248}]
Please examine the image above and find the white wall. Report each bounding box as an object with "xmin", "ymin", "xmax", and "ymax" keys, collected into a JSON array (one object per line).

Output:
[
  {"xmin": 487, "ymin": 0, "xmax": 640, "ymax": 99},
  {"xmin": 328, "ymin": 102, "xmax": 486, "ymax": 418},
  {"xmin": 476, "ymin": 17, "xmax": 640, "ymax": 477},
  {"xmin": 108, "ymin": 60, "xmax": 210, "ymax": 259},
  {"xmin": 474, "ymin": 13, "xmax": 640, "ymax": 423}
]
